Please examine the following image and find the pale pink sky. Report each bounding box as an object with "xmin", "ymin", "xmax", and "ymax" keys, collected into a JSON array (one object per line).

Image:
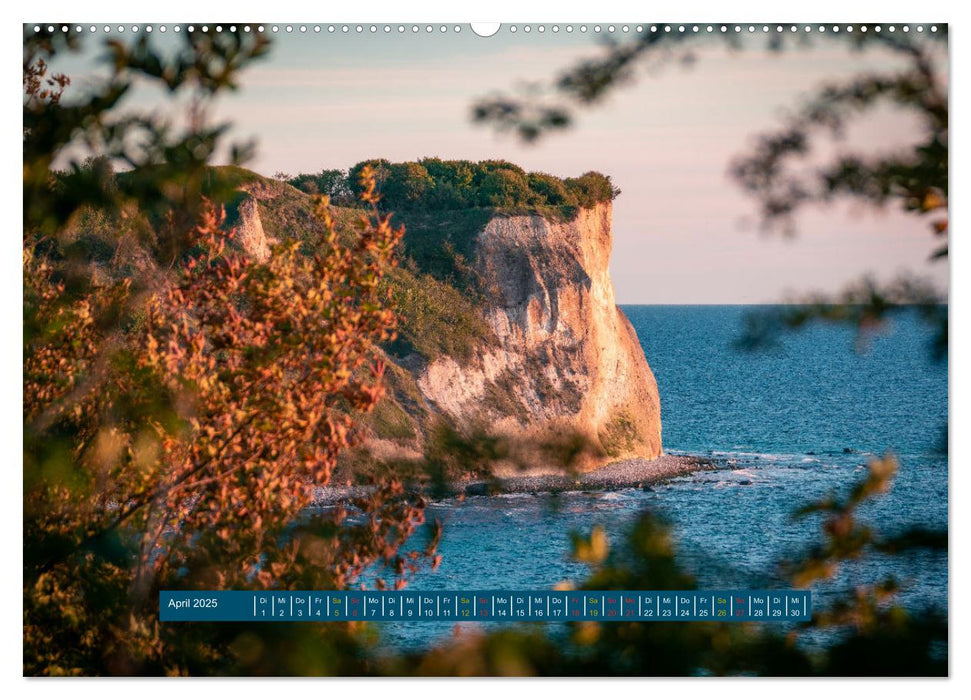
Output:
[{"xmin": 58, "ymin": 30, "xmax": 949, "ymax": 303}]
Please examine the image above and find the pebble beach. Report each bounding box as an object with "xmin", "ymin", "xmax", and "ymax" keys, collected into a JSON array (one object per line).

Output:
[{"xmin": 312, "ymin": 453, "xmax": 715, "ymax": 505}]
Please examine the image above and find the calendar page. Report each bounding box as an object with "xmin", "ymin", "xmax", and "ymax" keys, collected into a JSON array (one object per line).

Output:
[{"xmin": 21, "ymin": 12, "xmax": 949, "ymax": 680}]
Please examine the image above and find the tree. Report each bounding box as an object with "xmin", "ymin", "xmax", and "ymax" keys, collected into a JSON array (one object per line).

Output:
[
  {"xmin": 288, "ymin": 159, "xmax": 619, "ymax": 213},
  {"xmin": 348, "ymin": 158, "xmax": 391, "ymax": 201},
  {"xmin": 23, "ymin": 27, "xmax": 436, "ymax": 676},
  {"xmin": 289, "ymin": 169, "xmax": 354, "ymax": 205},
  {"xmin": 382, "ymin": 161, "xmax": 435, "ymax": 210},
  {"xmin": 24, "ymin": 26, "xmax": 269, "ymax": 258},
  {"xmin": 420, "ymin": 157, "xmax": 476, "ymax": 208}
]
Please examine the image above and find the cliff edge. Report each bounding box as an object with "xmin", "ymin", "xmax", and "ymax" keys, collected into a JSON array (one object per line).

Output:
[{"xmin": 415, "ymin": 202, "xmax": 661, "ymax": 465}]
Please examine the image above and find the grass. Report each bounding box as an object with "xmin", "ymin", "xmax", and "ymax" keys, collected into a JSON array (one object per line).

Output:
[
  {"xmin": 368, "ymin": 396, "xmax": 417, "ymax": 441},
  {"xmin": 384, "ymin": 267, "xmax": 496, "ymax": 363},
  {"xmin": 393, "ymin": 208, "xmax": 494, "ymax": 294},
  {"xmin": 201, "ymin": 164, "xmax": 265, "ymax": 191},
  {"xmin": 492, "ymin": 203, "xmax": 581, "ymax": 223},
  {"xmin": 205, "ymin": 166, "xmax": 360, "ymax": 251}
]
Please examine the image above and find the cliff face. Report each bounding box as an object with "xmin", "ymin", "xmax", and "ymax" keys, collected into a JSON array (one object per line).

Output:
[
  {"xmin": 413, "ymin": 203, "xmax": 662, "ymax": 465},
  {"xmin": 234, "ymin": 171, "xmax": 662, "ymax": 469}
]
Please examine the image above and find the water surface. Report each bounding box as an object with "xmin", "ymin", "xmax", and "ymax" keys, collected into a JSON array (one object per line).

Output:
[{"xmin": 368, "ymin": 305, "xmax": 948, "ymax": 651}]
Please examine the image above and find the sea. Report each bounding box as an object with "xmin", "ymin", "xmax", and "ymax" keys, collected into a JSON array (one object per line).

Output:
[{"xmin": 362, "ymin": 305, "xmax": 949, "ymax": 652}]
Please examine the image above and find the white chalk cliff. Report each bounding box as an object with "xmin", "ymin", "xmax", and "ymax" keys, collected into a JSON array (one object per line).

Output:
[{"xmin": 414, "ymin": 202, "xmax": 661, "ymax": 464}]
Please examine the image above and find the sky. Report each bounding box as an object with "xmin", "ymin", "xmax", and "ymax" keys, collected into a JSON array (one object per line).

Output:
[{"xmin": 52, "ymin": 26, "xmax": 949, "ymax": 304}]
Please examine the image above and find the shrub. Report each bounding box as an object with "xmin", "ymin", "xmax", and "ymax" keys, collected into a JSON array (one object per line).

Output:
[
  {"xmin": 528, "ymin": 172, "xmax": 575, "ymax": 206},
  {"xmin": 565, "ymin": 171, "xmax": 621, "ymax": 208},
  {"xmin": 476, "ymin": 168, "xmax": 531, "ymax": 207}
]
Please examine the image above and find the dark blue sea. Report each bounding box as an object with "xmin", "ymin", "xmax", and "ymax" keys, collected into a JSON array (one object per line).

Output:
[{"xmin": 369, "ymin": 305, "xmax": 949, "ymax": 651}]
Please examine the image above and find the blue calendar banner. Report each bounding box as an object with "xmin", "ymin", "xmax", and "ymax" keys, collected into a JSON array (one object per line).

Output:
[{"xmin": 160, "ymin": 590, "xmax": 811, "ymax": 622}]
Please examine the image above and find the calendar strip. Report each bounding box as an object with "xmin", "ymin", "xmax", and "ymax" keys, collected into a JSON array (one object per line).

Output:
[{"xmin": 161, "ymin": 590, "xmax": 811, "ymax": 622}]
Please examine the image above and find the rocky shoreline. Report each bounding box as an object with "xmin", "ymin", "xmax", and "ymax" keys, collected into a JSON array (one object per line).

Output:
[{"xmin": 312, "ymin": 453, "xmax": 716, "ymax": 506}]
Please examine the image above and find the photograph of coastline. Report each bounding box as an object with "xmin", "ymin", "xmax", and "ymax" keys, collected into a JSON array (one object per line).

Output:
[{"xmin": 22, "ymin": 21, "xmax": 948, "ymax": 677}]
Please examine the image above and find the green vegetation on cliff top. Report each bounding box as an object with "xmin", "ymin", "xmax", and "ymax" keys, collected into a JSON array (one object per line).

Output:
[{"xmin": 283, "ymin": 157, "xmax": 620, "ymax": 212}]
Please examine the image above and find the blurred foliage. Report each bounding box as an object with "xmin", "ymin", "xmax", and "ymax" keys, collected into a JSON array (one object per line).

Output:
[
  {"xmin": 466, "ymin": 26, "xmax": 947, "ymax": 677},
  {"xmin": 473, "ymin": 26, "xmax": 948, "ymax": 351},
  {"xmin": 343, "ymin": 420, "xmax": 602, "ymax": 502},
  {"xmin": 736, "ymin": 276, "xmax": 948, "ymax": 361},
  {"xmin": 24, "ymin": 25, "xmax": 270, "ymax": 259}
]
